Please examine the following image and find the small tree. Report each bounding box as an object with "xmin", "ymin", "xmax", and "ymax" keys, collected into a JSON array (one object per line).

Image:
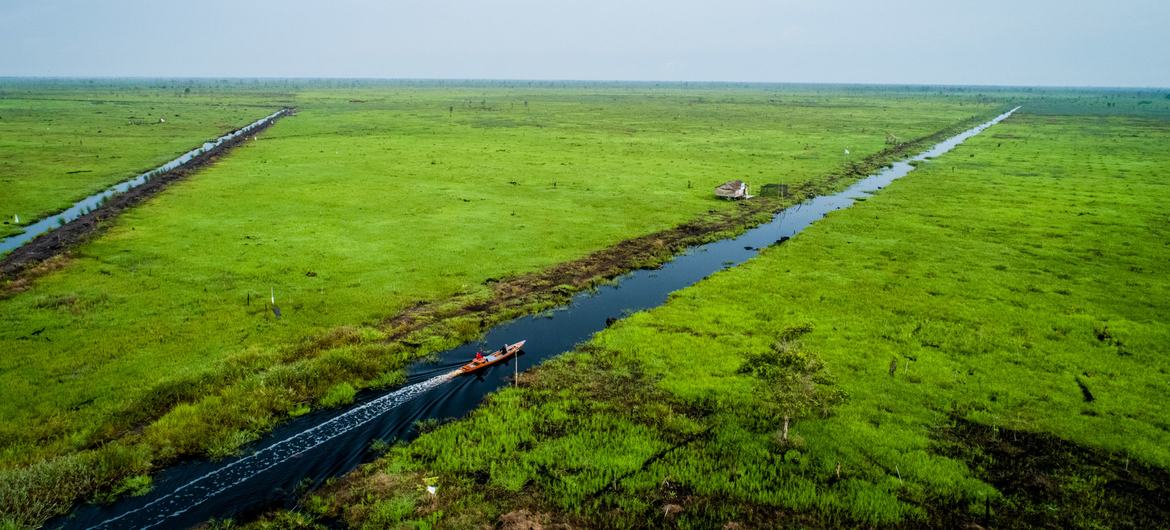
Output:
[{"xmin": 738, "ymin": 337, "xmax": 846, "ymax": 444}]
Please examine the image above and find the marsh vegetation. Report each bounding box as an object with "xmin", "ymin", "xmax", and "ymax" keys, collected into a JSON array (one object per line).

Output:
[
  {"xmin": 2, "ymin": 81, "xmax": 1168, "ymax": 528},
  {"xmin": 0, "ymin": 81, "xmax": 1001, "ymax": 527},
  {"xmin": 240, "ymin": 94, "xmax": 1170, "ymax": 529}
]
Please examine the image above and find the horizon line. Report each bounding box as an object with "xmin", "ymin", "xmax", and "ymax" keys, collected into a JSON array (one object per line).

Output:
[{"xmin": 0, "ymin": 75, "xmax": 1167, "ymax": 91}]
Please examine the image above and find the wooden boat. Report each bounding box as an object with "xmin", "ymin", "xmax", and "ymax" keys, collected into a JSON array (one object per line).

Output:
[{"xmin": 458, "ymin": 340, "xmax": 526, "ymax": 375}]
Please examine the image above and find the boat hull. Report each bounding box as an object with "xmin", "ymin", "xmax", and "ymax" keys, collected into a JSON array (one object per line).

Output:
[{"xmin": 458, "ymin": 340, "xmax": 526, "ymax": 375}]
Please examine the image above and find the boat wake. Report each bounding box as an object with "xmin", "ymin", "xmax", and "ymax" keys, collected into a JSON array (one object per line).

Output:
[{"xmin": 88, "ymin": 371, "xmax": 458, "ymax": 529}]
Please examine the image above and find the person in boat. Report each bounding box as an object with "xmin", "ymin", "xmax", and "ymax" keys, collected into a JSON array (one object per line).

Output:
[{"xmin": 474, "ymin": 351, "xmax": 486, "ymax": 363}]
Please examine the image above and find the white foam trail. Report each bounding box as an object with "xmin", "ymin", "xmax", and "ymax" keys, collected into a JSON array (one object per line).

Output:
[{"xmin": 88, "ymin": 371, "xmax": 458, "ymax": 530}]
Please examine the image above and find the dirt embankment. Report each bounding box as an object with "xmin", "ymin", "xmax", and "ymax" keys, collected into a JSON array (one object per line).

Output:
[
  {"xmin": 0, "ymin": 108, "xmax": 294, "ymax": 283},
  {"xmin": 379, "ymin": 199, "xmax": 776, "ymax": 343}
]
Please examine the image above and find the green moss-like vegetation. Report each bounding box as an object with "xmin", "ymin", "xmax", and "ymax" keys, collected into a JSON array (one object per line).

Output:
[
  {"xmin": 273, "ymin": 98, "xmax": 1170, "ymax": 528},
  {"xmin": 0, "ymin": 80, "xmax": 290, "ymax": 237},
  {"xmin": 0, "ymin": 82, "xmax": 999, "ymax": 527},
  {"xmin": 319, "ymin": 382, "xmax": 358, "ymax": 409}
]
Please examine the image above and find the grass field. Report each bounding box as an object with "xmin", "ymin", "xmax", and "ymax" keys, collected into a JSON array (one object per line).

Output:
[
  {"xmin": 0, "ymin": 80, "xmax": 291, "ymax": 238},
  {"xmin": 257, "ymin": 96, "xmax": 1170, "ymax": 528},
  {"xmin": 0, "ymin": 84, "xmax": 1002, "ymax": 526}
]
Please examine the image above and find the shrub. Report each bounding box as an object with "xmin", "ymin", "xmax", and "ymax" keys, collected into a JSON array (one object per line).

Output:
[{"xmin": 319, "ymin": 382, "xmax": 357, "ymax": 409}]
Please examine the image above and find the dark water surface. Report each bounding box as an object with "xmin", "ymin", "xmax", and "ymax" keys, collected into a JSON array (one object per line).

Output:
[
  {"xmin": 58, "ymin": 107, "xmax": 1018, "ymax": 529},
  {"xmin": 1, "ymin": 109, "xmax": 288, "ymax": 254}
]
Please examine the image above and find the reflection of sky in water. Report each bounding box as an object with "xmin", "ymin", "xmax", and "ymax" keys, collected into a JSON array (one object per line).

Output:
[{"xmin": 2, "ymin": 110, "xmax": 287, "ymax": 254}]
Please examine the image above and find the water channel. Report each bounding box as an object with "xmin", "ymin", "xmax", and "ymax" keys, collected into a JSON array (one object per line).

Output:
[
  {"xmin": 60, "ymin": 107, "xmax": 1019, "ymax": 529},
  {"xmin": 1, "ymin": 109, "xmax": 289, "ymax": 255}
]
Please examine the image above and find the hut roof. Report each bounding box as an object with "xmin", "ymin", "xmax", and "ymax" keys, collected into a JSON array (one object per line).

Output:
[{"xmin": 715, "ymin": 180, "xmax": 748, "ymax": 199}]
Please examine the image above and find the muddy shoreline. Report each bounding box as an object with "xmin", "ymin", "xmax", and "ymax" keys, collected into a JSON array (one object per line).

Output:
[{"xmin": 0, "ymin": 108, "xmax": 293, "ymax": 283}]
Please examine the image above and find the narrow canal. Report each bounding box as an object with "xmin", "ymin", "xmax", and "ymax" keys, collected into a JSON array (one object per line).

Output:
[
  {"xmin": 59, "ymin": 107, "xmax": 1019, "ymax": 529},
  {"xmin": 1, "ymin": 109, "xmax": 289, "ymax": 255}
]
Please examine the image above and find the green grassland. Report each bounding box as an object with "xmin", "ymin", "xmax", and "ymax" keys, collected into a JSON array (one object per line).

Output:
[
  {"xmin": 0, "ymin": 84, "xmax": 1001, "ymax": 526},
  {"xmin": 0, "ymin": 81, "xmax": 291, "ymax": 237},
  {"xmin": 264, "ymin": 99, "xmax": 1170, "ymax": 528}
]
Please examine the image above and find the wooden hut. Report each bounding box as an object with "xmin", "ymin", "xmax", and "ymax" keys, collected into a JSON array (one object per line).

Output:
[{"xmin": 714, "ymin": 180, "xmax": 750, "ymax": 200}]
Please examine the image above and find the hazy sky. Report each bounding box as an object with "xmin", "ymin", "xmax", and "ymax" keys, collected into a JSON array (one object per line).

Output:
[{"xmin": 2, "ymin": 0, "xmax": 1168, "ymax": 87}]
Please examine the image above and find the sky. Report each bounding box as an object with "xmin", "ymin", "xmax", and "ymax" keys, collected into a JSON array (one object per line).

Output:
[{"xmin": 2, "ymin": 0, "xmax": 1168, "ymax": 87}]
